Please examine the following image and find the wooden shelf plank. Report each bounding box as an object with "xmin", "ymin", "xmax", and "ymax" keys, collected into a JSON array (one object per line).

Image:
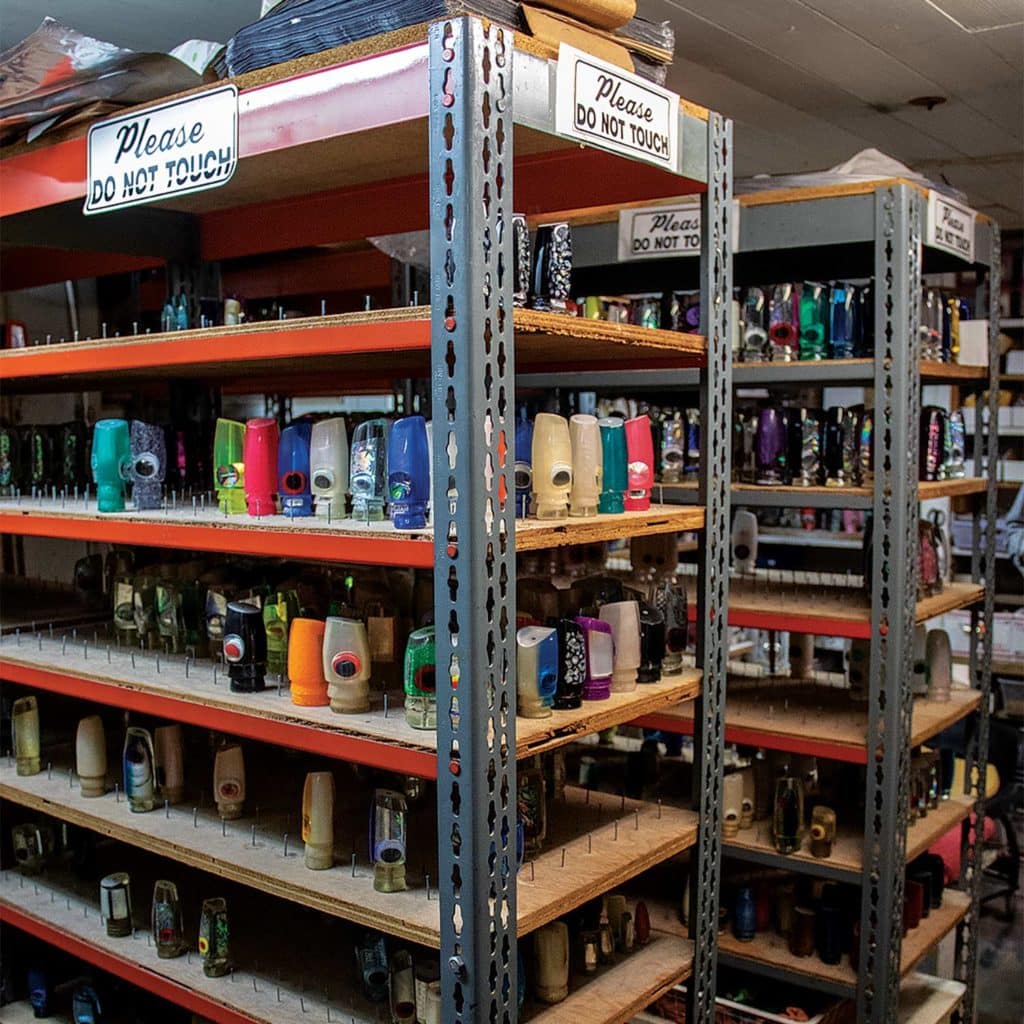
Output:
[
  {"xmin": 664, "ymin": 480, "xmax": 988, "ymax": 510},
  {"xmin": 0, "ymin": 870, "xmax": 369, "ymax": 1024},
  {"xmin": 524, "ymin": 934, "xmax": 692, "ymax": 1024},
  {"xmin": 0, "ymin": 635, "xmax": 439, "ymax": 778},
  {"xmin": 722, "ymin": 795, "xmax": 973, "ymax": 879},
  {"xmin": 723, "ymin": 579, "xmax": 984, "ymax": 639},
  {"xmin": 516, "ymin": 670, "xmax": 701, "ymax": 760},
  {"xmin": 516, "ymin": 507, "xmax": 704, "ymax": 552},
  {"xmin": 899, "ymin": 973, "xmax": 965, "ymax": 1024},
  {"xmin": 0, "ymin": 637, "xmax": 700, "ymax": 776},
  {"xmin": 0, "ymin": 769, "xmax": 696, "ymax": 949},
  {"xmin": 715, "ymin": 890, "xmax": 969, "ymax": 995},
  {"xmin": 0, "ymin": 308, "xmax": 704, "ymax": 387},
  {"xmin": 0, "ymin": 500, "xmax": 701, "ymax": 564},
  {"xmin": 0, "ymin": 760, "xmax": 439, "ymax": 948},
  {"xmin": 518, "ymin": 789, "xmax": 698, "ymax": 938},
  {"xmin": 919, "ymin": 362, "xmax": 989, "ymax": 383},
  {"xmin": 636, "ymin": 686, "xmax": 982, "ymax": 765}
]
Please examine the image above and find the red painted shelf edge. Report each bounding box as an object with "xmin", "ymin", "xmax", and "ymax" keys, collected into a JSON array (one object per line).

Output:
[
  {"xmin": 0, "ymin": 903, "xmax": 256, "ymax": 1024},
  {"xmin": 0, "ymin": 659, "xmax": 438, "ymax": 779},
  {"xmin": 0, "ymin": 514, "xmax": 434, "ymax": 569}
]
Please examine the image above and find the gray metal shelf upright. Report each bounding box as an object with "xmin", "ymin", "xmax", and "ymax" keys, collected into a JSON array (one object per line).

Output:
[{"xmin": 427, "ymin": 19, "xmax": 733, "ymax": 1024}]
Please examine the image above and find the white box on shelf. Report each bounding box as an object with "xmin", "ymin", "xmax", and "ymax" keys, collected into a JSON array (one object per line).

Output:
[{"xmin": 959, "ymin": 320, "xmax": 989, "ymax": 366}]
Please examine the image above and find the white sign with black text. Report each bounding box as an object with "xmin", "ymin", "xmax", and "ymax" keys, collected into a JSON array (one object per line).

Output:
[
  {"xmin": 555, "ymin": 45, "xmax": 680, "ymax": 174},
  {"xmin": 85, "ymin": 85, "xmax": 238, "ymax": 215},
  {"xmin": 925, "ymin": 190, "xmax": 976, "ymax": 263},
  {"xmin": 618, "ymin": 202, "xmax": 701, "ymax": 261}
]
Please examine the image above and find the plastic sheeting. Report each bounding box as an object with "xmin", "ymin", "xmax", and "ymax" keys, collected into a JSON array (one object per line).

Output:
[{"xmin": 0, "ymin": 17, "xmax": 216, "ymax": 146}]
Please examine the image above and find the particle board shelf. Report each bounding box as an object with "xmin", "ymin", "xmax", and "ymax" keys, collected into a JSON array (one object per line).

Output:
[
  {"xmin": 516, "ymin": 670, "xmax": 701, "ymax": 759},
  {"xmin": 0, "ymin": 309, "xmax": 704, "ymax": 390},
  {"xmin": 0, "ymin": 498, "xmax": 433, "ymax": 568},
  {"xmin": 715, "ymin": 890, "xmax": 970, "ymax": 997},
  {"xmin": 0, "ymin": 759, "xmax": 438, "ymax": 948},
  {"xmin": 524, "ymin": 933, "xmax": 693, "ymax": 1024},
  {"xmin": 899, "ymin": 973, "xmax": 965, "ymax": 1024},
  {"xmin": 0, "ymin": 636, "xmax": 701, "ymax": 777},
  {"xmin": 0, "ymin": 770, "xmax": 696, "ymax": 950},
  {"xmin": 0, "ymin": 870, "xmax": 371, "ymax": 1024},
  {"xmin": 723, "ymin": 579, "xmax": 984, "ymax": 638},
  {"xmin": 663, "ymin": 480, "xmax": 986, "ymax": 510},
  {"xmin": 722, "ymin": 795, "xmax": 973, "ymax": 881},
  {"xmin": 516, "ymin": 507, "xmax": 705, "ymax": 552},
  {"xmin": 730, "ymin": 358, "xmax": 985, "ymax": 386},
  {"xmin": 635, "ymin": 686, "xmax": 982, "ymax": 765},
  {"xmin": 0, "ymin": 499, "xmax": 702, "ymax": 565}
]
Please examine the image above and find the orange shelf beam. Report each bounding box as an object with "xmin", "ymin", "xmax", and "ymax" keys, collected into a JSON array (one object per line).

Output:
[{"xmin": 0, "ymin": 511, "xmax": 433, "ymax": 568}]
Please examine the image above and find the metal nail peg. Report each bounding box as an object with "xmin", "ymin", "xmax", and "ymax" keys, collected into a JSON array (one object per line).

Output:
[
  {"xmin": 165, "ymin": 799, "xmax": 170, "ymax": 819},
  {"xmin": 47, "ymin": 762, "xmax": 53, "ymax": 780},
  {"xmin": 383, "ymin": 693, "xmax": 389, "ymax": 718},
  {"xmin": 283, "ymin": 833, "xmax": 290, "ymax": 858},
  {"xmin": 561, "ymin": 848, "xmax": 566, "ymax": 868},
  {"xmin": 251, "ymin": 824, "xmax": 257, "ymax": 847},
  {"xmin": 194, "ymin": 807, "xmax": 199, "ymax": 828},
  {"xmin": 425, "ymin": 873, "xmax": 431, "ymax": 900},
  {"xmin": 613, "ymin": 821, "xmax": 618, "ymax": 841},
  {"xmin": 588, "ymin": 835, "xmax": 592, "ymax": 854},
  {"xmin": 530, "ymin": 861, "xmax": 535, "ymax": 882},
  {"xmin": 351, "ymin": 853, "xmax": 357, "ymax": 877},
  {"xmin": 115, "ymin": 782, "xmax": 120, "ymax": 803},
  {"xmin": 222, "ymin": 818, "xmax": 227, "ymax": 837}
]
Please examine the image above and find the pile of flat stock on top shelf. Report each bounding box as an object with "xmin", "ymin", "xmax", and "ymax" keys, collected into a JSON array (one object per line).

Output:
[{"xmin": 218, "ymin": 0, "xmax": 675, "ymax": 82}]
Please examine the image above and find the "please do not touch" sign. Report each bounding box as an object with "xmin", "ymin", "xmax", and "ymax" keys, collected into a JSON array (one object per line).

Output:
[
  {"xmin": 85, "ymin": 85, "xmax": 238, "ymax": 215},
  {"xmin": 555, "ymin": 45, "xmax": 680, "ymax": 175}
]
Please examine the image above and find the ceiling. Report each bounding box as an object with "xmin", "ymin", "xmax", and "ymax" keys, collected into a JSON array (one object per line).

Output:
[{"xmin": 1, "ymin": 0, "xmax": 1021, "ymax": 225}]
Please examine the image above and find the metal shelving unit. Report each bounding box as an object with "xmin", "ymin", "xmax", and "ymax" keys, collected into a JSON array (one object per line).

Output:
[
  {"xmin": 0, "ymin": 18, "xmax": 734, "ymax": 1024},
  {"xmin": 533, "ymin": 178, "xmax": 999, "ymax": 1021},
  {"xmin": 719, "ymin": 182, "xmax": 999, "ymax": 1024}
]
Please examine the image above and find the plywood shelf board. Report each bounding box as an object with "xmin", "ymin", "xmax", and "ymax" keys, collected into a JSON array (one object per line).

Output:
[
  {"xmin": 0, "ymin": 637, "xmax": 700, "ymax": 774},
  {"xmin": 899, "ymin": 973, "xmax": 965, "ymax": 1024},
  {"xmin": 518, "ymin": 788, "xmax": 698, "ymax": 937},
  {"xmin": 524, "ymin": 933, "xmax": 693, "ymax": 1024},
  {"xmin": 0, "ymin": 770, "xmax": 695, "ymax": 949},
  {"xmin": 0, "ymin": 633, "xmax": 439, "ymax": 768},
  {"xmin": 723, "ymin": 795, "xmax": 973, "ymax": 876},
  {"xmin": 0, "ymin": 309, "xmax": 704, "ymax": 385},
  {"xmin": 0, "ymin": 870, "xmax": 371, "ymax": 1024},
  {"xmin": 0, "ymin": 760, "xmax": 441, "ymax": 947},
  {"xmin": 641, "ymin": 686, "xmax": 981, "ymax": 764},
  {"xmin": 516, "ymin": 670, "xmax": 701, "ymax": 759},
  {"xmin": 717, "ymin": 890, "xmax": 969, "ymax": 990},
  {"xmin": 725, "ymin": 578, "xmax": 984, "ymax": 633},
  {"xmin": 0, "ymin": 500, "xmax": 702, "ymax": 561},
  {"xmin": 516, "ymin": 506, "xmax": 705, "ymax": 551}
]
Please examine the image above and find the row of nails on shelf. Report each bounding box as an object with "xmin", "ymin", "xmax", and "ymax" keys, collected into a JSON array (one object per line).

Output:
[{"xmin": 9, "ymin": 696, "xmax": 661, "ymax": 1016}]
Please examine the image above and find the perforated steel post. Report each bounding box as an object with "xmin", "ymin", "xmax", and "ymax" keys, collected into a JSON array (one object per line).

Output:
[
  {"xmin": 856, "ymin": 183, "xmax": 922, "ymax": 1023},
  {"xmin": 687, "ymin": 111, "xmax": 733, "ymax": 1024},
  {"xmin": 954, "ymin": 224, "xmax": 1000, "ymax": 1023},
  {"xmin": 429, "ymin": 17, "xmax": 517, "ymax": 1024}
]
